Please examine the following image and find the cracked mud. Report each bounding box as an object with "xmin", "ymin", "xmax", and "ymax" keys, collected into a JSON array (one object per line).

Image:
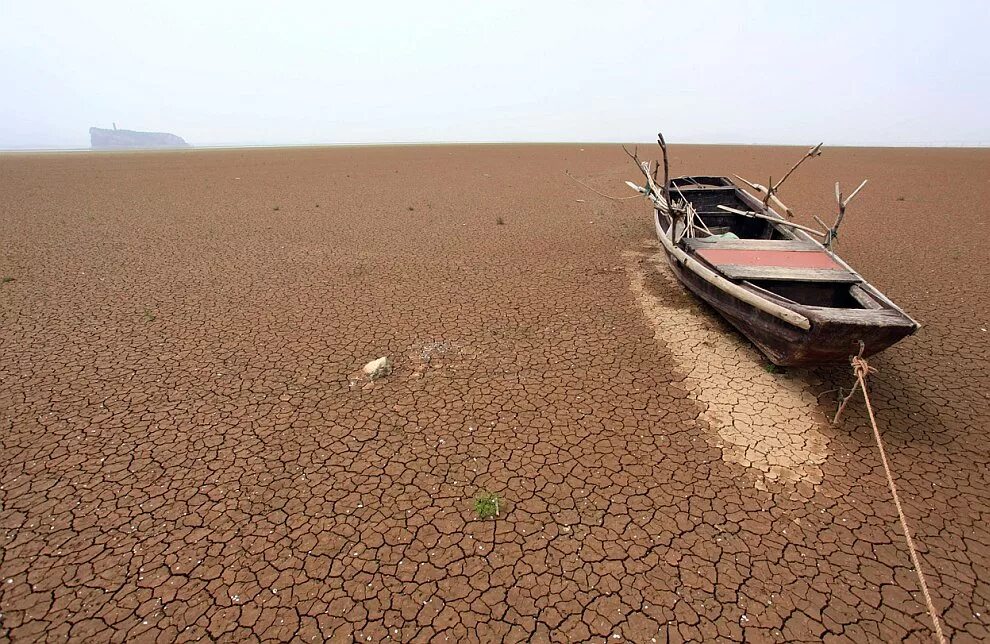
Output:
[
  {"xmin": 1, "ymin": 145, "xmax": 988, "ymax": 641},
  {"xmin": 623, "ymin": 248, "xmax": 829, "ymax": 491}
]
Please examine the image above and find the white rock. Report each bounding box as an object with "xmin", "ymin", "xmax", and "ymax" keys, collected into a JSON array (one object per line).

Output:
[{"xmin": 362, "ymin": 357, "xmax": 392, "ymax": 380}]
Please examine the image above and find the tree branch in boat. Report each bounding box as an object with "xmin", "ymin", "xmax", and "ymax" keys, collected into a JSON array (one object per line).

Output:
[
  {"xmin": 819, "ymin": 179, "xmax": 868, "ymax": 249},
  {"xmin": 656, "ymin": 132, "xmax": 671, "ymax": 203},
  {"xmin": 732, "ymin": 174, "xmax": 797, "ymax": 217},
  {"xmin": 732, "ymin": 143, "xmax": 822, "ymax": 218},
  {"xmin": 716, "ymin": 205, "xmax": 828, "ymax": 238},
  {"xmin": 623, "ymin": 144, "xmax": 671, "ymax": 214},
  {"xmin": 622, "ymin": 146, "xmax": 657, "ymax": 192},
  {"xmin": 670, "ymin": 182, "xmax": 709, "ymax": 240},
  {"xmin": 623, "ymin": 134, "xmax": 710, "ymax": 242},
  {"xmin": 771, "ymin": 142, "xmax": 823, "ymax": 195},
  {"xmin": 656, "ymin": 133, "xmax": 681, "ymax": 241},
  {"xmin": 762, "ymin": 142, "xmax": 823, "ymax": 215},
  {"xmin": 622, "ymin": 145, "xmax": 646, "ymax": 178},
  {"xmin": 843, "ymin": 178, "xmax": 869, "ymax": 206}
]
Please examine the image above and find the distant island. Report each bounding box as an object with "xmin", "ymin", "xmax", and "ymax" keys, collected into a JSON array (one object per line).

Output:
[{"xmin": 89, "ymin": 125, "xmax": 189, "ymax": 149}]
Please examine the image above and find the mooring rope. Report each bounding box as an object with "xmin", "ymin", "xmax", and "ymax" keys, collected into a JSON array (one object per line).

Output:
[
  {"xmin": 834, "ymin": 351, "xmax": 947, "ymax": 644},
  {"xmin": 563, "ymin": 170, "xmax": 642, "ymax": 201}
]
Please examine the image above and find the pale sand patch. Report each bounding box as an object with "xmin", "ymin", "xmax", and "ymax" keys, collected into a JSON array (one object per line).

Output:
[{"xmin": 623, "ymin": 244, "xmax": 829, "ymax": 489}]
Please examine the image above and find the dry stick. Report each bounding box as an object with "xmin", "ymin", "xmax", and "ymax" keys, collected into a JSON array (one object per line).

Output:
[
  {"xmin": 624, "ymin": 134, "xmax": 706, "ymax": 241},
  {"xmin": 733, "ymin": 142, "xmax": 822, "ymax": 218},
  {"xmin": 813, "ymin": 214, "xmax": 832, "ymax": 236},
  {"xmin": 844, "ymin": 178, "xmax": 869, "ymax": 205},
  {"xmin": 563, "ymin": 170, "xmax": 641, "ymax": 201},
  {"xmin": 762, "ymin": 142, "xmax": 823, "ymax": 214},
  {"xmin": 693, "ymin": 206, "xmax": 712, "ymax": 235},
  {"xmin": 772, "ymin": 142, "xmax": 823, "ymax": 194},
  {"xmin": 830, "ymin": 182, "xmax": 847, "ymax": 246},
  {"xmin": 656, "ymin": 133, "xmax": 677, "ymax": 242},
  {"xmin": 733, "ymin": 174, "xmax": 797, "ymax": 217},
  {"xmin": 687, "ymin": 199, "xmax": 712, "ymax": 236},
  {"xmin": 628, "ymin": 181, "xmax": 671, "ymax": 214},
  {"xmin": 716, "ymin": 205, "xmax": 828, "ymax": 237},
  {"xmin": 623, "ymin": 144, "xmax": 669, "ymax": 214},
  {"xmin": 820, "ymin": 179, "xmax": 869, "ymax": 249},
  {"xmin": 672, "ymin": 183, "xmax": 710, "ymax": 239},
  {"xmin": 622, "ymin": 146, "xmax": 655, "ymax": 195},
  {"xmin": 833, "ymin": 354, "xmax": 947, "ymax": 644},
  {"xmin": 622, "ymin": 146, "xmax": 648, "ymax": 179},
  {"xmin": 835, "ymin": 178, "xmax": 869, "ymax": 231},
  {"xmin": 657, "ymin": 132, "xmax": 671, "ymax": 202}
]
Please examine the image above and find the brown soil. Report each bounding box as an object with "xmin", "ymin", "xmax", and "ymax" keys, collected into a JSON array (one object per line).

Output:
[{"xmin": 1, "ymin": 144, "xmax": 987, "ymax": 641}]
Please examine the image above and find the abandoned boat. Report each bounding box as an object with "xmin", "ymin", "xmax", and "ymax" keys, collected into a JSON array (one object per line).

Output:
[{"xmin": 627, "ymin": 158, "xmax": 918, "ymax": 366}]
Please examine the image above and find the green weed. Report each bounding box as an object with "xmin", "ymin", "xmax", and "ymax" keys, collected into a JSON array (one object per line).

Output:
[{"xmin": 473, "ymin": 492, "xmax": 501, "ymax": 520}]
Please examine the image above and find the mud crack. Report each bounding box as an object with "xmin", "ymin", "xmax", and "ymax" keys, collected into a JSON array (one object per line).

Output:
[{"xmin": 623, "ymin": 244, "xmax": 829, "ymax": 490}]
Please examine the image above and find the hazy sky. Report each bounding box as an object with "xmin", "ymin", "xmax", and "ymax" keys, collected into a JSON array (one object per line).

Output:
[{"xmin": 2, "ymin": 1, "xmax": 988, "ymax": 148}]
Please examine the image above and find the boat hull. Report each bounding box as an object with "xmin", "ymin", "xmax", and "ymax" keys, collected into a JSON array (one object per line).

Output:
[{"xmin": 663, "ymin": 252, "xmax": 916, "ymax": 366}]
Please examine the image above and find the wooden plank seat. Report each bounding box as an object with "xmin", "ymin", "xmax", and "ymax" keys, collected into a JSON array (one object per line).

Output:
[
  {"xmin": 715, "ymin": 265, "xmax": 861, "ymax": 282},
  {"xmin": 688, "ymin": 240, "xmax": 861, "ymax": 283},
  {"xmin": 684, "ymin": 238, "xmax": 820, "ymax": 252}
]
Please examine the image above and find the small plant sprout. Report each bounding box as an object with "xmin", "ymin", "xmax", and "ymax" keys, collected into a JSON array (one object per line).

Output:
[
  {"xmin": 473, "ymin": 492, "xmax": 500, "ymax": 519},
  {"xmin": 495, "ymin": 216, "xmax": 505, "ymax": 225},
  {"xmin": 1, "ymin": 276, "xmax": 14, "ymax": 284},
  {"xmin": 142, "ymin": 309, "xmax": 156, "ymax": 322}
]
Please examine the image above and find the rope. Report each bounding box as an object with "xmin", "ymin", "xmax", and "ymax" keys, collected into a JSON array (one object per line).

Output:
[
  {"xmin": 563, "ymin": 171, "xmax": 642, "ymax": 201},
  {"xmin": 833, "ymin": 347, "xmax": 947, "ymax": 644}
]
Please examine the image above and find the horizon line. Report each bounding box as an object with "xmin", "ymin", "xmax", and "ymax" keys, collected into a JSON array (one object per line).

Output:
[{"xmin": 3, "ymin": 139, "xmax": 989, "ymax": 153}]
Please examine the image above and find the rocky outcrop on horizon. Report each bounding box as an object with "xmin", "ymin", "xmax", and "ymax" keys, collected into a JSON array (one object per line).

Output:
[{"xmin": 89, "ymin": 127, "xmax": 189, "ymax": 149}]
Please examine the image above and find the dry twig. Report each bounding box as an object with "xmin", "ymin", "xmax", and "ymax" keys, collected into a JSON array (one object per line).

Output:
[
  {"xmin": 716, "ymin": 205, "xmax": 828, "ymax": 237},
  {"xmin": 734, "ymin": 142, "xmax": 822, "ymax": 218},
  {"xmin": 772, "ymin": 143, "xmax": 823, "ymax": 195},
  {"xmin": 622, "ymin": 146, "xmax": 656, "ymax": 192},
  {"xmin": 815, "ymin": 179, "xmax": 868, "ymax": 249},
  {"xmin": 656, "ymin": 132, "xmax": 671, "ymax": 202}
]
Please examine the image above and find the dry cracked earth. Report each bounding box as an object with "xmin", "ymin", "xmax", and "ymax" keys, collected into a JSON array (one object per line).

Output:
[{"xmin": 1, "ymin": 145, "xmax": 988, "ymax": 642}]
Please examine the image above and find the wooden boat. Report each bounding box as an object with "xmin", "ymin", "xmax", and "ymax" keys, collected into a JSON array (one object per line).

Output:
[{"xmin": 633, "ymin": 171, "xmax": 919, "ymax": 366}]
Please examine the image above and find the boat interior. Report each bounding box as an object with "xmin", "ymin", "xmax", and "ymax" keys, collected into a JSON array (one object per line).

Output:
[
  {"xmin": 668, "ymin": 176, "xmax": 792, "ymax": 240},
  {"xmin": 667, "ymin": 176, "xmax": 884, "ymax": 311}
]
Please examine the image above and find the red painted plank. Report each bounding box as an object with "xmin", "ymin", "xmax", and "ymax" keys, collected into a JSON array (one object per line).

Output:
[{"xmin": 696, "ymin": 248, "xmax": 843, "ymax": 270}]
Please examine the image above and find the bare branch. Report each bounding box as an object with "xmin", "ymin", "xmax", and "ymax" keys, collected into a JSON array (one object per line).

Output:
[
  {"xmin": 657, "ymin": 132, "xmax": 671, "ymax": 201},
  {"xmin": 771, "ymin": 142, "xmax": 823, "ymax": 193},
  {"xmin": 716, "ymin": 205, "xmax": 827, "ymax": 237},
  {"xmin": 843, "ymin": 179, "xmax": 869, "ymax": 207},
  {"xmin": 621, "ymin": 145, "xmax": 640, "ymax": 166},
  {"xmin": 733, "ymin": 174, "xmax": 767, "ymax": 193},
  {"xmin": 738, "ymin": 143, "xmax": 824, "ymax": 218},
  {"xmin": 625, "ymin": 180, "xmax": 646, "ymax": 194},
  {"xmin": 823, "ymin": 178, "xmax": 868, "ymax": 250},
  {"xmin": 733, "ymin": 174, "xmax": 796, "ymax": 217},
  {"xmin": 622, "ymin": 145, "xmax": 652, "ymax": 183}
]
